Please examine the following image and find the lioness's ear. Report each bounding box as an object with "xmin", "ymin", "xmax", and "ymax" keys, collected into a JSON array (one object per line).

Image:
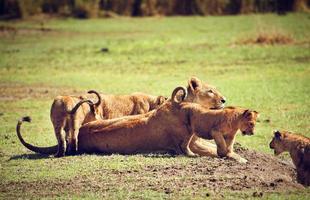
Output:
[
  {"xmin": 274, "ymin": 130, "xmax": 282, "ymax": 140},
  {"xmin": 188, "ymin": 77, "xmax": 202, "ymax": 92},
  {"xmin": 156, "ymin": 96, "xmax": 166, "ymax": 105}
]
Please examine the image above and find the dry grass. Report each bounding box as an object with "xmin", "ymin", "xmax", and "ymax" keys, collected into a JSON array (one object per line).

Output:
[{"xmin": 236, "ymin": 29, "xmax": 294, "ymax": 45}]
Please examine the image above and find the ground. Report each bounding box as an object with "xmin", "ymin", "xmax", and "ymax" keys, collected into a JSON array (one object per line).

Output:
[{"xmin": 0, "ymin": 13, "xmax": 309, "ymax": 199}]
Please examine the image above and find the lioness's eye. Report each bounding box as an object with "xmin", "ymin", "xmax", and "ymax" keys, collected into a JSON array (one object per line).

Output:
[{"xmin": 208, "ymin": 90, "xmax": 213, "ymax": 93}]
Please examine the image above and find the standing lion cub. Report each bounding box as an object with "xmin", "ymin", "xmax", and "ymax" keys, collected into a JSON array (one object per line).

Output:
[{"xmin": 51, "ymin": 91, "xmax": 166, "ymax": 157}]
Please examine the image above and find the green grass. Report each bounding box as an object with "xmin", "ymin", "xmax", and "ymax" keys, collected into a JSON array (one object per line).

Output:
[{"xmin": 0, "ymin": 13, "xmax": 310, "ymax": 199}]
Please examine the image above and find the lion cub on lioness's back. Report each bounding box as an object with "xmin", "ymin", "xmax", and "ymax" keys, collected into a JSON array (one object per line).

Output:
[{"xmin": 270, "ymin": 130, "xmax": 310, "ymax": 186}]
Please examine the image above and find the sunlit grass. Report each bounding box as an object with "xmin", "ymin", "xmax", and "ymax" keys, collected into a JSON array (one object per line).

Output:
[{"xmin": 0, "ymin": 13, "xmax": 309, "ymax": 199}]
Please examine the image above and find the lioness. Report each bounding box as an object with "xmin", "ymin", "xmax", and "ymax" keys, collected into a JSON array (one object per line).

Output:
[
  {"xmin": 269, "ymin": 130, "xmax": 310, "ymax": 186},
  {"xmin": 17, "ymin": 87, "xmax": 256, "ymax": 163},
  {"xmin": 51, "ymin": 90, "xmax": 166, "ymax": 157},
  {"xmin": 52, "ymin": 77, "xmax": 226, "ymax": 157}
]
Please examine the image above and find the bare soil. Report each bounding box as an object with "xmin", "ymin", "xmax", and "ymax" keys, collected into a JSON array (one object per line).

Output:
[
  {"xmin": 0, "ymin": 83, "xmax": 80, "ymax": 101},
  {"xmin": 0, "ymin": 144, "xmax": 305, "ymax": 198}
]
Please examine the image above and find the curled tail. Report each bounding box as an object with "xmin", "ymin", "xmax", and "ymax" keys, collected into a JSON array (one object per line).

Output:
[
  {"xmin": 67, "ymin": 99, "xmax": 95, "ymax": 115},
  {"xmin": 171, "ymin": 86, "xmax": 187, "ymax": 106},
  {"xmin": 16, "ymin": 116, "xmax": 58, "ymax": 155},
  {"xmin": 88, "ymin": 90, "xmax": 101, "ymax": 107},
  {"xmin": 68, "ymin": 90, "xmax": 101, "ymax": 115}
]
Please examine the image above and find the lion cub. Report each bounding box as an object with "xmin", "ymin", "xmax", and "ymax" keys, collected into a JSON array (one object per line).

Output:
[
  {"xmin": 269, "ymin": 130, "xmax": 310, "ymax": 186},
  {"xmin": 190, "ymin": 106, "xmax": 259, "ymax": 163}
]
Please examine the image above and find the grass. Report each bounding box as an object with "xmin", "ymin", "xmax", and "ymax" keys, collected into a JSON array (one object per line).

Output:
[{"xmin": 0, "ymin": 13, "xmax": 310, "ymax": 199}]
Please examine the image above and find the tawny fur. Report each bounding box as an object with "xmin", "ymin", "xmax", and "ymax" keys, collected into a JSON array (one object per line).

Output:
[
  {"xmin": 270, "ymin": 131, "xmax": 310, "ymax": 186},
  {"xmin": 17, "ymin": 87, "xmax": 254, "ymax": 163},
  {"xmin": 51, "ymin": 91, "xmax": 166, "ymax": 157},
  {"xmin": 50, "ymin": 94, "xmax": 95, "ymax": 157},
  {"xmin": 74, "ymin": 89, "xmax": 257, "ymax": 162},
  {"xmin": 51, "ymin": 77, "xmax": 226, "ymax": 157}
]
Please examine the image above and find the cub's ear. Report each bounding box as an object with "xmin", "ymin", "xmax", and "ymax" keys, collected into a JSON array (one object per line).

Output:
[
  {"xmin": 188, "ymin": 77, "xmax": 202, "ymax": 92},
  {"xmin": 156, "ymin": 96, "xmax": 166, "ymax": 105},
  {"xmin": 242, "ymin": 109, "xmax": 251, "ymax": 118},
  {"xmin": 253, "ymin": 110, "xmax": 259, "ymax": 118},
  {"xmin": 242, "ymin": 109, "xmax": 258, "ymax": 119},
  {"xmin": 274, "ymin": 130, "xmax": 282, "ymax": 140}
]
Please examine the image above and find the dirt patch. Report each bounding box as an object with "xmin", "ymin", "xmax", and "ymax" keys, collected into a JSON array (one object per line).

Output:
[
  {"xmin": 0, "ymin": 25, "xmax": 17, "ymax": 32},
  {"xmin": 0, "ymin": 83, "xmax": 81, "ymax": 101},
  {"xmin": 294, "ymin": 56, "xmax": 310, "ymax": 63},
  {"xmin": 0, "ymin": 24, "xmax": 54, "ymax": 38},
  {"xmin": 0, "ymin": 144, "xmax": 305, "ymax": 198},
  {"xmin": 0, "ymin": 24, "xmax": 147, "ymax": 39}
]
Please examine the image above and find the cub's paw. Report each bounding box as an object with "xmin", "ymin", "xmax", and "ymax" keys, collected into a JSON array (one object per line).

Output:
[
  {"xmin": 187, "ymin": 152, "xmax": 199, "ymax": 157},
  {"xmin": 237, "ymin": 157, "xmax": 248, "ymax": 164},
  {"xmin": 227, "ymin": 153, "xmax": 248, "ymax": 164}
]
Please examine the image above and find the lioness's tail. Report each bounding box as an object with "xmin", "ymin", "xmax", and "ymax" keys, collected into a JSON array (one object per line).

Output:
[
  {"xmin": 16, "ymin": 116, "xmax": 58, "ymax": 155},
  {"xmin": 67, "ymin": 99, "xmax": 95, "ymax": 115}
]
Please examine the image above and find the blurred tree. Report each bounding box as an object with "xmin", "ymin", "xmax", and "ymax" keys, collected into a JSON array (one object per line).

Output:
[
  {"xmin": 41, "ymin": 0, "xmax": 74, "ymax": 16},
  {"xmin": 293, "ymin": 0, "xmax": 309, "ymax": 11},
  {"xmin": 0, "ymin": 0, "xmax": 308, "ymax": 19},
  {"xmin": 73, "ymin": 0, "xmax": 100, "ymax": 18},
  {"xmin": 0, "ymin": 0, "xmax": 21, "ymax": 19}
]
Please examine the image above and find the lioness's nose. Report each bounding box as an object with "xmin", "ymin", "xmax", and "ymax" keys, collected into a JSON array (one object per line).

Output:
[{"xmin": 221, "ymin": 98, "xmax": 226, "ymax": 104}]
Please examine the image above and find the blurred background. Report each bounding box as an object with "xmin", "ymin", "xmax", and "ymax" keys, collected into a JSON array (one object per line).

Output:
[{"xmin": 1, "ymin": 0, "xmax": 309, "ymax": 19}]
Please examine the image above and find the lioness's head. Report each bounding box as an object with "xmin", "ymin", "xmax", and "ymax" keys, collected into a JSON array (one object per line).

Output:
[
  {"xmin": 186, "ymin": 77, "xmax": 226, "ymax": 109},
  {"xmin": 269, "ymin": 130, "xmax": 288, "ymax": 155},
  {"xmin": 239, "ymin": 110, "xmax": 259, "ymax": 135}
]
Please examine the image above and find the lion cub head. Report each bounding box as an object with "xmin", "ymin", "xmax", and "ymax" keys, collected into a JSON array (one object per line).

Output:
[
  {"xmin": 239, "ymin": 109, "xmax": 259, "ymax": 135},
  {"xmin": 186, "ymin": 77, "xmax": 226, "ymax": 109},
  {"xmin": 269, "ymin": 130, "xmax": 310, "ymax": 156},
  {"xmin": 269, "ymin": 130, "xmax": 288, "ymax": 155}
]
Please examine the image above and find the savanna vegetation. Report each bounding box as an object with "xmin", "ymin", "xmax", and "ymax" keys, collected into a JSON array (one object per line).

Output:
[{"xmin": 0, "ymin": 13, "xmax": 309, "ymax": 199}]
